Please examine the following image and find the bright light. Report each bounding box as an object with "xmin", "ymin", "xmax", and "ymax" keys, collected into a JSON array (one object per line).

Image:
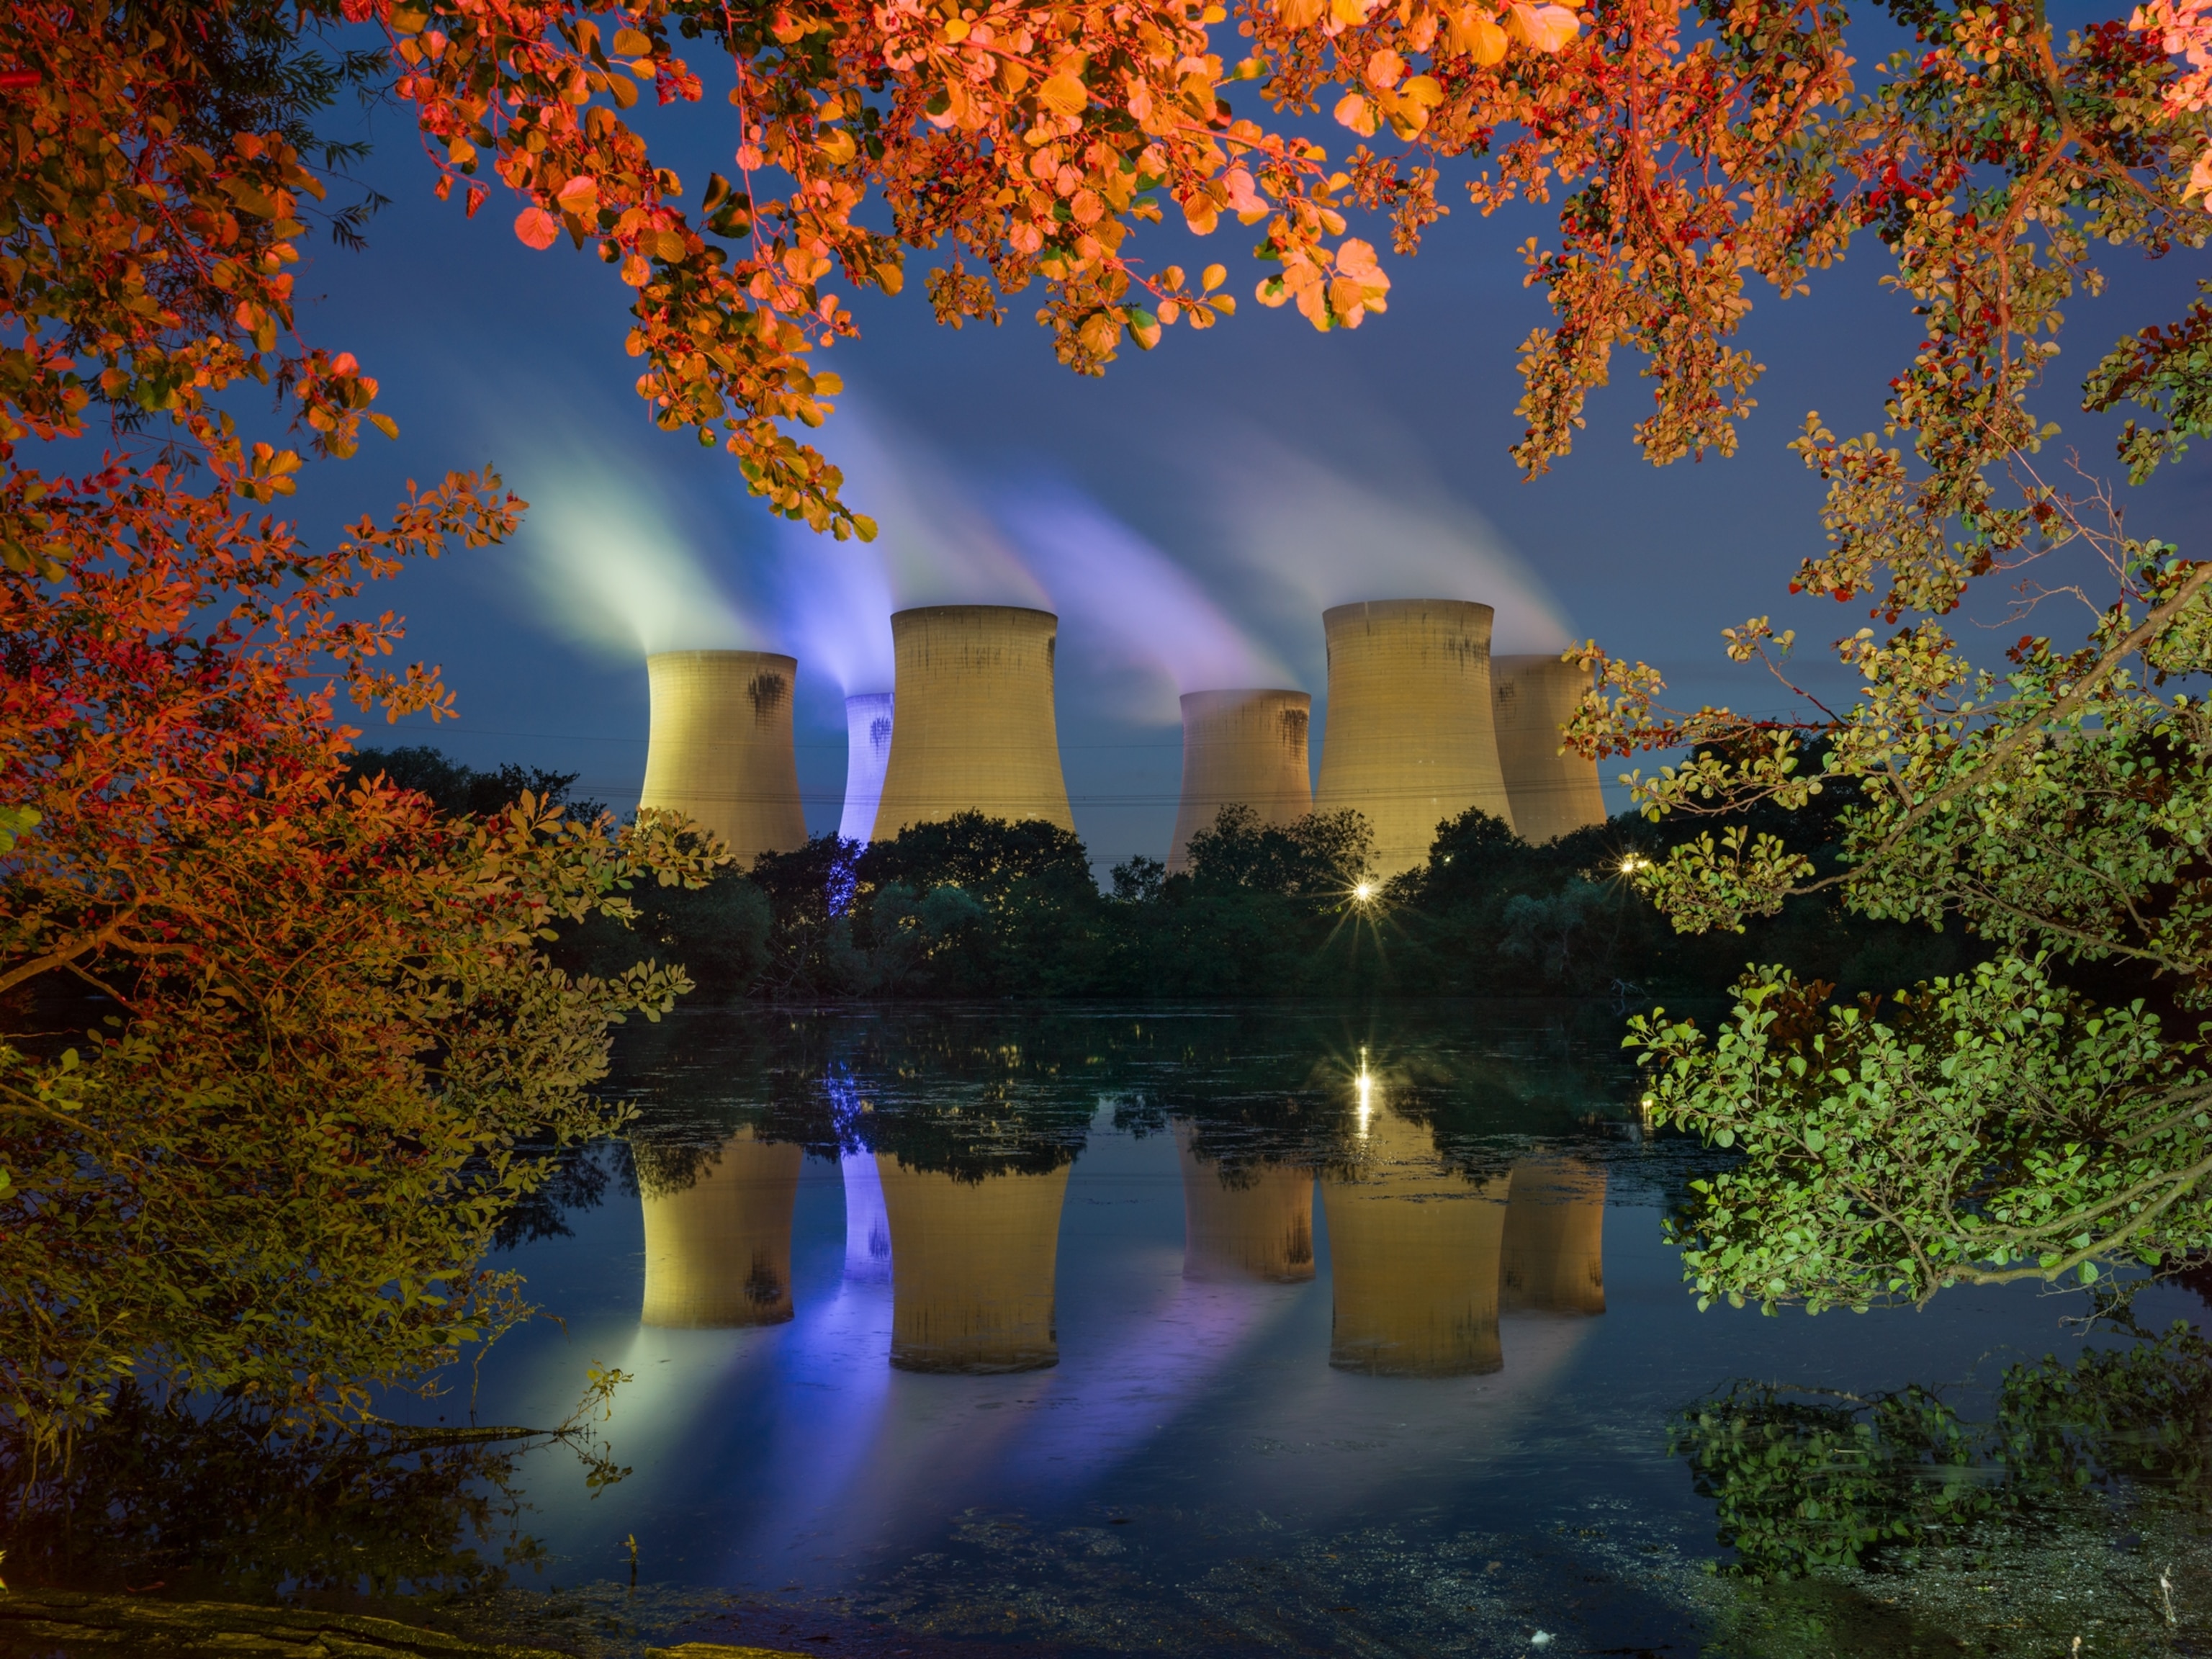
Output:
[
  {"xmin": 1353, "ymin": 881, "xmax": 1374, "ymax": 902},
  {"xmin": 1618, "ymin": 853, "xmax": 1651, "ymax": 876},
  {"xmin": 1354, "ymin": 1046, "xmax": 1373, "ymax": 1137}
]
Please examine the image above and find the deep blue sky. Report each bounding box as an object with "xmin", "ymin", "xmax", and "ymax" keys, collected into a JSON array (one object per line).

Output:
[{"xmin": 287, "ymin": 63, "xmax": 2209, "ymax": 871}]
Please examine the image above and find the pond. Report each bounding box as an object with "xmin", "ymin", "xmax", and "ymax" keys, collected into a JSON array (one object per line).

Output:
[{"xmin": 22, "ymin": 1001, "xmax": 2212, "ymax": 1658}]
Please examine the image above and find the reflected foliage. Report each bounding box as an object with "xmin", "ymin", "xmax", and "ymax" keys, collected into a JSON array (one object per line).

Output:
[
  {"xmin": 605, "ymin": 1002, "xmax": 1656, "ymax": 1189},
  {"xmin": 1676, "ymin": 1322, "xmax": 2212, "ymax": 1581},
  {"xmin": 0, "ymin": 1386, "xmax": 567, "ymax": 1602}
]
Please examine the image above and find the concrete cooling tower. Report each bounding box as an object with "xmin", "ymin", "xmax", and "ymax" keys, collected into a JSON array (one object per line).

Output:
[
  {"xmin": 639, "ymin": 649, "xmax": 806, "ymax": 866},
  {"xmin": 871, "ymin": 606, "xmax": 1074, "ymax": 839},
  {"xmin": 1176, "ymin": 1124, "xmax": 1315, "ymax": 1282},
  {"xmin": 1501, "ymin": 1155, "xmax": 1608, "ymax": 1315},
  {"xmin": 1493, "ymin": 655, "xmax": 1608, "ymax": 845},
  {"xmin": 1166, "ymin": 690, "xmax": 1313, "ymax": 876},
  {"xmin": 1321, "ymin": 1106, "xmax": 1509, "ymax": 1375},
  {"xmin": 876, "ymin": 1158, "xmax": 1071, "ymax": 1372},
  {"xmin": 1314, "ymin": 600, "xmax": 1515, "ymax": 878},
  {"xmin": 637, "ymin": 1129, "xmax": 803, "ymax": 1328},
  {"xmin": 841, "ymin": 1148, "xmax": 892, "ymax": 1282},
  {"xmin": 837, "ymin": 692, "xmax": 895, "ymax": 846}
]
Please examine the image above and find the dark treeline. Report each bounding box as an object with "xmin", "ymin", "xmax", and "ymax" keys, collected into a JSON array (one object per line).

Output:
[
  {"xmin": 343, "ymin": 745, "xmax": 605, "ymax": 821},
  {"xmin": 546, "ymin": 758, "xmax": 1978, "ymax": 1002}
]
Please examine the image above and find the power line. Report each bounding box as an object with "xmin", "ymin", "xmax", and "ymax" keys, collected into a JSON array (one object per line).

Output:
[{"xmin": 371, "ymin": 727, "xmax": 1184, "ymax": 752}]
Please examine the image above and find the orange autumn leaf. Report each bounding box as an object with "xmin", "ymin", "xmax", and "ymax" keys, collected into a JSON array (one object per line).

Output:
[
  {"xmin": 1037, "ymin": 69, "xmax": 1089, "ymax": 115},
  {"xmin": 1503, "ymin": 2, "xmax": 1580, "ymax": 52},
  {"xmin": 513, "ymin": 205, "xmax": 560, "ymax": 250}
]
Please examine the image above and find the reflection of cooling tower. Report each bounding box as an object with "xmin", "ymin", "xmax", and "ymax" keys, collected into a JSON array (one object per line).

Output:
[
  {"xmin": 1493, "ymin": 656, "xmax": 1607, "ymax": 845},
  {"xmin": 1501, "ymin": 1156, "xmax": 1607, "ymax": 1315},
  {"xmin": 1176, "ymin": 1125, "xmax": 1315, "ymax": 1282},
  {"xmin": 639, "ymin": 1129, "xmax": 802, "ymax": 1328},
  {"xmin": 871, "ymin": 606, "xmax": 1074, "ymax": 838},
  {"xmin": 1166, "ymin": 690, "xmax": 1313, "ymax": 875},
  {"xmin": 639, "ymin": 650, "xmax": 806, "ymax": 866},
  {"xmin": 1322, "ymin": 1107, "xmax": 1508, "ymax": 1375},
  {"xmin": 877, "ymin": 1159, "xmax": 1070, "ymax": 1372},
  {"xmin": 1313, "ymin": 600, "xmax": 1514, "ymax": 878},
  {"xmin": 837, "ymin": 692, "xmax": 895, "ymax": 846},
  {"xmin": 842, "ymin": 1148, "xmax": 892, "ymax": 1281}
]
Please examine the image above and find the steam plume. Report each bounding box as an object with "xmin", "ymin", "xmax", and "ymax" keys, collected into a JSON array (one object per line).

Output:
[
  {"xmin": 765, "ymin": 400, "xmax": 1044, "ymax": 694},
  {"xmin": 997, "ymin": 482, "xmax": 1295, "ymax": 722},
  {"xmin": 516, "ymin": 444, "xmax": 755, "ymax": 657},
  {"xmin": 1204, "ymin": 431, "xmax": 1571, "ymax": 660}
]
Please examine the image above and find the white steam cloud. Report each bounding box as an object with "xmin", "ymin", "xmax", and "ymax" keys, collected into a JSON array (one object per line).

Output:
[
  {"xmin": 516, "ymin": 446, "xmax": 756, "ymax": 657},
  {"xmin": 997, "ymin": 482, "xmax": 1295, "ymax": 723},
  {"xmin": 1202, "ymin": 430, "xmax": 1572, "ymax": 662}
]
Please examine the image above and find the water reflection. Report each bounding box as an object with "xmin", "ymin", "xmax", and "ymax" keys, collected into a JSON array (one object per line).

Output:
[
  {"xmin": 1503, "ymin": 1154, "xmax": 1607, "ymax": 1316},
  {"xmin": 637, "ymin": 1129, "xmax": 800, "ymax": 1328},
  {"xmin": 632, "ymin": 1046, "xmax": 1614, "ymax": 1377},
  {"xmin": 1175, "ymin": 1123, "xmax": 1315, "ymax": 1284},
  {"xmin": 18, "ymin": 1004, "xmax": 2206, "ymax": 1659},
  {"xmin": 840, "ymin": 1150, "xmax": 892, "ymax": 1282},
  {"xmin": 879, "ymin": 1160, "xmax": 1070, "ymax": 1372}
]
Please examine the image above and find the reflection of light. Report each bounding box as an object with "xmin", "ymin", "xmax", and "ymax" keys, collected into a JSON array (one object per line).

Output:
[{"xmin": 1354, "ymin": 1046, "xmax": 1374, "ymax": 1138}]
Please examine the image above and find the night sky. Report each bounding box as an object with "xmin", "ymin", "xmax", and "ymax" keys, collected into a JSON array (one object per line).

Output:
[{"xmin": 289, "ymin": 38, "xmax": 2210, "ymax": 873}]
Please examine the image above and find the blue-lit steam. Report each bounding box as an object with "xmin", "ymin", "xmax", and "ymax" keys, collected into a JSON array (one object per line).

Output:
[
  {"xmin": 996, "ymin": 482, "xmax": 1295, "ymax": 722},
  {"xmin": 839, "ymin": 692, "xmax": 895, "ymax": 846},
  {"xmin": 765, "ymin": 402, "xmax": 1046, "ymax": 696}
]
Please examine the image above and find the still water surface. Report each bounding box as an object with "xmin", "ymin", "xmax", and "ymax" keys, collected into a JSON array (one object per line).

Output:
[{"xmin": 434, "ymin": 1002, "xmax": 2210, "ymax": 1656}]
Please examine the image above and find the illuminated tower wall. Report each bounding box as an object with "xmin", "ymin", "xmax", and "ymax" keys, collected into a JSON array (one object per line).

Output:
[
  {"xmin": 837, "ymin": 692, "xmax": 895, "ymax": 847},
  {"xmin": 877, "ymin": 1158, "xmax": 1071, "ymax": 1372},
  {"xmin": 1166, "ymin": 689, "xmax": 1314, "ymax": 876},
  {"xmin": 639, "ymin": 649, "xmax": 807, "ymax": 867},
  {"xmin": 1321, "ymin": 1107, "xmax": 1509, "ymax": 1375},
  {"xmin": 871, "ymin": 606, "xmax": 1074, "ymax": 839},
  {"xmin": 1176, "ymin": 1124, "xmax": 1316, "ymax": 1282},
  {"xmin": 1501, "ymin": 1155, "xmax": 1608, "ymax": 1315},
  {"xmin": 1492, "ymin": 655, "xmax": 1608, "ymax": 845},
  {"xmin": 638, "ymin": 1128, "xmax": 803, "ymax": 1328},
  {"xmin": 841, "ymin": 1149, "xmax": 892, "ymax": 1281},
  {"xmin": 1313, "ymin": 600, "xmax": 1515, "ymax": 878}
]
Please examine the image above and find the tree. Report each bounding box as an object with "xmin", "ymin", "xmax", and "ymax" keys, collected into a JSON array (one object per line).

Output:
[
  {"xmin": 345, "ymin": 745, "xmax": 601, "ymax": 819},
  {"xmin": 354, "ymin": 0, "xmax": 2205, "ymax": 1321},
  {"xmin": 4, "ymin": 0, "xmax": 2203, "ymax": 1426},
  {"xmin": 320, "ymin": 0, "xmax": 2200, "ymax": 518},
  {"xmin": 0, "ymin": 3, "xmax": 724, "ymax": 1465},
  {"xmin": 1675, "ymin": 1320, "xmax": 2212, "ymax": 1580},
  {"xmin": 1503, "ymin": 0, "xmax": 2212, "ymax": 1303}
]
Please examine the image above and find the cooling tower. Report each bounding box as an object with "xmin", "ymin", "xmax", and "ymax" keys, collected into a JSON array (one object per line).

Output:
[
  {"xmin": 639, "ymin": 649, "xmax": 806, "ymax": 866},
  {"xmin": 637, "ymin": 1129, "xmax": 803, "ymax": 1328},
  {"xmin": 841, "ymin": 1148, "xmax": 892, "ymax": 1282},
  {"xmin": 1321, "ymin": 1106, "xmax": 1509, "ymax": 1375},
  {"xmin": 1493, "ymin": 655, "xmax": 1608, "ymax": 844},
  {"xmin": 1176, "ymin": 1124, "xmax": 1316, "ymax": 1282},
  {"xmin": 1165, "ymin": 690, "xmax": 1314, "ymax": 875},
  {"xmin": 1313, "ymin": 600, "xmax": 1515, "ymax": 877},
  {"xmin": 1501, "ymin": 1155, "xmax": 1607, "ymax": 1315},
  {"xmin": 877, "ymin": 1158, "xmax": 1070, "ymax": 1372},
  {"xmin": 871, "ymin": 606, "xmax": 1074, "ymax": 838},
  {"xmin": 837, "ymin": 692, "xmax": 895, "ymax": 846}
]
